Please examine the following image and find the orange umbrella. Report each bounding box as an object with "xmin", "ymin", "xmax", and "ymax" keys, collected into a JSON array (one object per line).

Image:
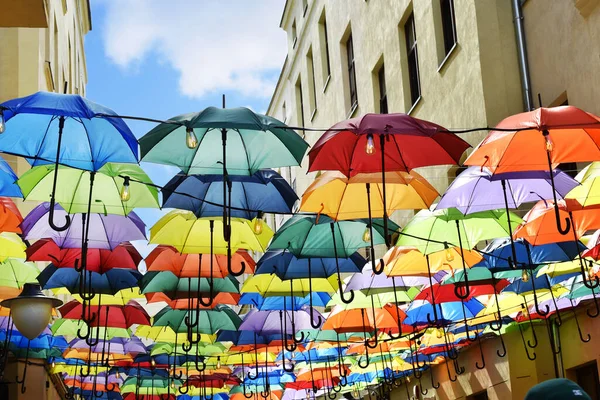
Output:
[
  {"xmin": 144, "ymin": 292, "xmax": 240, "ymax": 308},
  {"xmin": 384, "ymin": 246, "xmax": 482, "ymax": 277},
  {"xmin": 145, "ymin": 245, "xmax": 255, "ymax": 278},
  {"xmin": 322, "ymin": 304, "xmax": 410, "ymax": 334},
  {"xmin": 465, "ymin": 106, "xmax": 600, "ymax": 174},
  {"xmin": 231, "ymin": 391, "xmax": 282, "ymax": 400},
  {"xmin": 513, "ymin": 200, "xmax": 600, "ymax": 245},
  {"xmin": 0, "ymin": 197, "xmax": 22, "ymax": 233},
  {"xmin": 62, "ymin": 348, "xmax": 133, "ymax": 363}
]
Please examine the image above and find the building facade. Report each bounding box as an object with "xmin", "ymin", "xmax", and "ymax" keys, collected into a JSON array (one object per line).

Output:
[
  {"xmin": 267, "ymin": 0, "xmax": 600, "ymax": 399},
  {"xmin": 0, "ymin": 1, "xmax": 91, "ymax": 399}
]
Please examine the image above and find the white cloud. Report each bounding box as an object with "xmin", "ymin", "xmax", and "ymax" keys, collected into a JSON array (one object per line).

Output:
[{"xmin": 100, "ymin": 0, "xmax": 287, "ymax": 99}]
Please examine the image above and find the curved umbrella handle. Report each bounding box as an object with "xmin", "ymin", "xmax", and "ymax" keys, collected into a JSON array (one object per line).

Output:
[
  {"xmin": 178, "ymin": 385, "xmax": 190, "ymax": 395},
  {"xmin": 310, "ymin": 311, "xmax": 322, "ymax": 329},
  {"xmin": 47, "ymin": 161, "xmax": 71, "ymax": 232},
  {"xmin": 365, "ymin": 334, "xmax": 378, "ymax": 349},
  {"xmin": 475, "ymin": 332, "xmax": 485, "ymax": 369},
  {"xmin": 182, "ymin": 339, "xmax": 192, "ymax": 353},
  {"xmin": 293, "ymin": 330, "xmax": 305, "ymax": 344},
  {"xmin": 372, "ymin": 258, "xmax": 385, "ymax": 275},
  {"xmin": 430, "ymin": 367, "xmax": 440, "ymax": 389},
  {"xmin": 247, "ymin": 369, "xmax": 258, "ymax": 380},
  {"xmin": 497, "ymin": 331, "xmax": 507, "ymax": 358},
  {"xmin": 453, "ymin": 358, "xmax": 465, "ymax": 375},
  {"xmin": 339, "ymin": 288, "xmax": 354, "ymax": 304},
  {"xmin": 244, "ymin": 389, "xmax": 254, "ymax": 399},
  {"xmin": 554, "ymin": 203, "xmax": 571, "ymax": 235}
]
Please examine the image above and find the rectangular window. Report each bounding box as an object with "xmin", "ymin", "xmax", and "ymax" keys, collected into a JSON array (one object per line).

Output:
[
  {"xmin": 292, "ymin": 20, "xmax": 297, "ymax": 48},
  {"xmin": 440, "ymin": 0, "xmax": 457, "ymax": 55},
  {"xmin": 466, "ymin": 391, "xmax": 488, "ymax": 400},
  {"xmin": 295, "ymin": 78, "xmax": 305, "ymax": 127},
  {"xmin": 318, "ymin": 14, "xmax": 331, "ymax": 84},
  {"xmin": 574, "ymin": 362, "xmax": 600, "ymax": 400},
  {"xmin": 302, "ymin": 0, "xmax": 308, "ymax": 16},
  {"xmin": 378, "ymin": 64, "xmax": 388, "ymax": 114},
  {"xmin": 404, "ymin": 14, "xmax": 421, "ymax": 106},
  {"xmin": 307, "ymin": 48, "xmax": 317, "ymax": 116},
  {"xmin": 346, "ymin": 34, "xmax": 358, "ymax": 109},
  {"xmin": 282, "ymin": 102, "xmax": 287, "ymax": 123}
]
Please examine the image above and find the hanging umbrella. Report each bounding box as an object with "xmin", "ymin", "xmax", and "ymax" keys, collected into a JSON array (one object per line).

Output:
[
  {"xmin": 383, "ymin": 246, "xmax": 480, "ymax": 277},
  {"xmin": 59, "ymin": 300, "xmax": 151, "ymax": 328},
  {"xmin": 150, "ymin": 211, "xmax": 273, "ymax": 254},
  {"xmin": 239, "ymin": 308, "xmax": 323, "ymax": 336},
  {"xmin": 0, "ymin": 197, "xmax": 23, "ymax": 233},
  {"xmin": 465, "ymin": 105, "xmax": 600, "ymax": 236},
  {"xmin": 70, "ymin": 337, "xmax": 147, "ymax": 355},
  {"xmin": 26, "ymin": 240, "xmax": 141, "ymax": 271},
  {"xmin": 240, "ymin": 275, "xmax": 338, "ymax": 297},
  {"xmin": 403, "ymin": 299, "xmax": 485, "ymax": 326},
  {"xmin": 162, "ymin": 170, "xmax": 297, "ymax": 219},
  {"xmin": 0, "ymin": 259, "xmax": 40, "ymax": 298},
  {"xmin": 0, "ymin": 155, "xmax": 22, "ymax": 198},
  {"xmin": 255, "ymin": 250, "xmax": 364, "ymax": 280},
  {"xmin": 18, "ymin": 163, "xmax": 159, "ymax": 215},
  {"xmin": 145, "ymin": 292, "xmax": 240, "ymax": 309},
  {"xmin": 145, "ymin": 246, "xmax": 255, "ymax": 279},
  {"xmin": 22, "ymin": 203, "xmax": 146, "ymax": 249},
  {"xmin": 300, "ymin": 170, "xmax": 438, "ymax": 220},
  {"xmin": 37, "ymin": 266, "xmax": 142, "ymax": 295},
  {"xmin": 0, "ymin": 232, "xmax": 27, "ymax": 260},
  {"xmin": 153, "ymin": 306, "xmax": 241, "ymax": 335},
  {"xmin": 139, "ymin": 272, "xmax": 239, "ymax": 296},
  {"xmin": 134, "ymin": 326, "xmax": 215, "ymax": 345},
  {"xmin": 0, "ymin": 91, "xmax": 138, "ymax": 232},
  {"xmin": 51, "ymin": 319, "xmax": 132, "ymax": 340},
  {"xmin": 437, "ymin": 167, "xmax": 578, "ymax": 214},
  {"xmin": 307, "ymin": 113, "xmax": 469, "ymax": 245}
]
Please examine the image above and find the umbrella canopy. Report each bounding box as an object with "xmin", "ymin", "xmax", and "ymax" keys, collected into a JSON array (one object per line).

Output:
[
  {"xmin": 0, "ymin": 197, "xmax": 23, "ymax": 233},
  {"xmin": 139, "ymin": 272, "xmax": 239, "ymax": 295},
  {"xmin": 38, "ymin": 266, "xmax": 142, "ymax": 295},
  {"xmin": 0, "ymin": 259, "xmax": 40, "ymax": 298},
  {"xmin": 59, "ymin": 300, "xmax": 150, "ymax": 328},
  {"xmin": 145, "ymin": 246, "xmax": 255, "ymax": 278},
  {"xmin": 139, "ymin": 107, "xmax": 308, "ymax": 175},
  {"xmin": 0, "ymin": 91, "xmax": 138, "ymax": 170},
  {"xmin": 268, "ymin": 215, "xmax": 398, "ymax": 258},
  {"xmin": 0, "ymin": 155, "xmax": 22, "ymax": 197},
  {"xmin": 26, "ymin": 239, "xmax": 141, "ymax": 271},
  {"xmin": 18, "ymin": 163, "xmax": 159, "ymax": 215},
  {"xmin": 254, "ymin": 250, "xmax": 364, "ymax": 280},
  {"xmin": 565, "ymin": 162, "xmax": 600, "ymax": 207},
  {"xmin": 395, "ymin": 208, "xmax": 521, "ymax": 254},
  {"xmin": 0, "ymin": 232, "xmax": 27, "ymax": 260},
  {"xmin": 300, "ymin": 171, "xmax": 438, "ymax": 220},
  {"xmin": 437, "ymin": 167, "xmax": 578, "ymax": 214},
  {"xmin": 465, "ymin": 106, "xmax": 600, "ymax": 174},
  {"xmin": 384, "ymin": 246, "xmax": 481, "ymax": 276},
  {"xmin": 239, "ymin": 308, "xmax": 323, "ymax": 335},
  {"xmin": 153, "ymin": 306, "xmax": 241, "ymax": 334},
  {"xmin": 162, "ymin": 170, "xmax": 297, "ymax": 218},
  {"xmin": 150, "ymin": 211, "xmax": 272, "ymax": 254},
  {"xmin": 307, "ymin": 113, "xmax": 469, "ymax": 176},
  {"xmin": 22, "ymin": 203, "xmax": 146, "ymax": 249},
  {"xmin": 241, "ymin": 275, "xmax": 338, "ymax": 297}
]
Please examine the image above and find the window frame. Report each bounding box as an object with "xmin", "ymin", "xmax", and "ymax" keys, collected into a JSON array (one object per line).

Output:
[
  {"xmin": 378, "ymin": 64, "xmax": 388, "ymax": 114},
  {"xmin": 346, "ymin": 34, "xmax": 358, "ymax": 110},
  {"xmin": 404, "ymin": 13, "xmax": 421, "ymax": 107},
  {"xmin": 440, "ymin": 0, "xmax": 457, "ymax": 56}
]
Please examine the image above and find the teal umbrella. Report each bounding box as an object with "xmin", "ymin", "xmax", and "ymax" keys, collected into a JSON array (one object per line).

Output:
[{"xmin": 268, "ymin": 215, "xmax": 399, "ymax": 304}]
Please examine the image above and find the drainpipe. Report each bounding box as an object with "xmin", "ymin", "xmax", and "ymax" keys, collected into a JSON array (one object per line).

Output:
[{"xmin": 511, "ymin": 0, "xmax": 535, "ymax": 111}]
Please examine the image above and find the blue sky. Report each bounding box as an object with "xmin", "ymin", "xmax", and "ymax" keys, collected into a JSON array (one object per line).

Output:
[{"xmin": 84, "ymin": 0, "xmax": 287, "ymax": 227}]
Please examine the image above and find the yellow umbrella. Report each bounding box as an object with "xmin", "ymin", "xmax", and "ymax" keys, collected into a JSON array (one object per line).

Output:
[
  {"xmin": 225, "ymin": 351, "xmax": 277, "ymax": 365},
  {"xmin": 566, "ymin": 162, "xmax": 600, "ymax": 207},
  {"xmin": 134, "ymin": 325, "xmax": 215, "ymax": 344},
  {"xmin": 71, "ymin": 288, "xmax": 144, "ymax": 305},
  {"xmin": 536, "ymin": 259, "xmax": 597, "ymax": 278},
  {"xmin": 384, "ymin": 246, "xmax": 482, "ymax": 276},
  {"xmin": 0, "ymin": 232, "xmax": 27, "ymax": 260},
  {"xmin": 150, "ymin": 210, "xmax": 273, "ymax": 254},
  {"xmin": 300, "ymin": 171, "xmax": 439, "ymax": 220},
  {"xmin": 50, "ymin": 364, "xmax": 109, "ymax": 375},
  {"xmin": 241, "ymin": 274, "xmax": 338, "ymax": 296}
]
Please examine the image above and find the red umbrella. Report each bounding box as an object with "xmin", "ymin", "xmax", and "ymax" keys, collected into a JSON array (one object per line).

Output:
[
  {"xmin": 123, "ymin": 395, "xmax": 175, "ymax": 400},
  {"xmin": 26, "ymin": 239, "xmax": 141, "ymax": 272},
  {"xmin": 144, "ymin": 292, "xmax": 240, "ymax": 308},
  {"xmin": 307, "ymin": 113, "xmax": 469, "ymax": 250},
  {"xmin": 415, "ymin": 281, "xmax": 509, "ymax": 303},
  {"xmin": 59, "ymin": 300, "xmax": 150, "ymax": 328},
  {"xmin": 145, "ymin": 245, "xmax": 255, "ymax": 278}
]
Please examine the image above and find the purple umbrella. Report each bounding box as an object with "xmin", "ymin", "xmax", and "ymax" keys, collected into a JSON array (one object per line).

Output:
[
  {"xmin": 239, "ymin": 307, "xmax": 322, "ymax": 336},
  {"xmin": 21, "ymin": 203, "xmax": 146, "ymax": 249},
  {"xmin": 436, "ymin": 167, "xmax": 578, "ymax": 214},
  {"xmin": 69, "ymin": 337, "xmax": 147, "ymax": 355},
  {"xmin": 345, "ymin": 264, "xmax": 440, "ymax": 293}
]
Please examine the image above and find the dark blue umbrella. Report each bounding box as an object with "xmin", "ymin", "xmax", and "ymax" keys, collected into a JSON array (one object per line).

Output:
[
  {"xmin": 404, "ymin": 299, "xmax": 485, "ymax": 326},
  {"xmin": 0, "ymin": 91, "xmax": 138, "ymax": 232},
  {"xmin": 37, "ymin": 265, "xmax": 141, "ymax": 295},
  {"xmin": 255, "ymin": 250, "xmax": 364, "ymax": 279},
  {"xmin": 162, "ymin": 169, "xmax": 298, "ymax": 219},
  {"xmin": 238, "ymin": 293, "xmax": 331, "ymax": 310},
  {"xmin": 476, "ymin": 238, "xmax": 583, "ymax": 270},
  {"xmin": 0, "ymin": 155, "xmax": 22, "ymax": 197},
  {"xmin": 73, "ymin": 388, "xmax": 122, "ymax": 400}
]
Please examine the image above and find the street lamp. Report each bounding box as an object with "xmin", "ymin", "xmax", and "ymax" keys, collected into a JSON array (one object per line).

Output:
[{"xmin": 1, "ymin": 283, "xmax": 63, "ymax": 340}]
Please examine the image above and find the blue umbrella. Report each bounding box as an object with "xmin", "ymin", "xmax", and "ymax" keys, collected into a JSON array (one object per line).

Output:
[
  {"xmin": 0, "ymin": 91, "xmax": 137, "ymax": 231},
  {"xmin": 0, "ymin": 155, "xmax": 22, "ymax": 197},
  {"xmin": 255, "ymin": 250, "xmax": 364, "ymax": 279},
  {"xmin": 239, "ymin": 293, "xmax": 331, "ymax": 310},
  {"xmin": 37, "ymin": 265, "xmax": 142, "ymax": 295},
  {"xmin": 404, "ymin": 299, "xmax": 485, "ymax": 326},
  {"xmin": 476, "ymin": 238, "xmax": 583, "ymax": 270},
  {"xmin": 162, "ymin": 169, "xmax": 298, "ymax": 219},
  {"xmin": 73, "ymin": 388, "xmax": 122, "ymax": 400}
]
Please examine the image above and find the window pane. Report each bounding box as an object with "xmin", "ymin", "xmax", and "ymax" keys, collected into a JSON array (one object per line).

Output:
[
  {"xmin": 378, "ymin": 65, "xmax": 388, "ymax": 114},
  {"xmin": 346, "ymin": 35, "xmax": 358, "ymax": 107},
  {"xmin": 441, "ymin": 0, "xmax": 457, "ymax": 54},
  {"xmin": 404, "ymin": 13, "xmax": 420, "ymax": 105}
]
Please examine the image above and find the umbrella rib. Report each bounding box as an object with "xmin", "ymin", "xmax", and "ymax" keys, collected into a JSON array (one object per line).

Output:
[
  {"xmin": 67, "ymin": 168, "xmax": 87, "ymax": 214},
  {"xmin": 31, "ymin": 115, "xmax": 58, "ymax": 165},
  {"xmin": 76, "ymin": 117, "xmax": 96, "ymax": 169},
  {"xmin": 236, "ymin": 128, "xmax": 254, "ymax": 175},
  {"xmin": 109, "ymin": 171, "xmax": 128, "ymax": 216},
  {"xmin": 390, "ymin": 135, "xmax": 411, "ymax": 171}
]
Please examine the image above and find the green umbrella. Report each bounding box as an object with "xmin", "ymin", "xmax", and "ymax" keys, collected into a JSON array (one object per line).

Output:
[
  {"xmin": 139, "ymin": 271, "xmax": 240, "ymax": 295},
  {"xmin": 269, "ymin": 215, "xmax": 399, "ymax": 304},
  {"xmin": 153, "ymin": 305, "xmax": 241, "ymax": 335},
  {"xmin": 396, "ymin": 208, "xmax": 521, "ymax": 254},
  {"xmin": 50, "ymin": 319, "xmax": 131, "ymax": 339},
  {"xmin": 0, "ymin": 259, "xmax": 39, "ymax": 293},
  {"xmin": 121, "ymin": 376, "xmax": 181, "ymax": 395},
  {"xmin": 151, "ymin": 342, "xmax": 227, "ymax": 357},
  {"xmin": 442, "ymin": 267, "xmax": 522, "ymax": 284},
  {"xmin": 396, "ymin": 208, "xmax": 521, "ymax": 300},
  {"xmin": 139, "ymin": 107, "xmax": 308, "ymax": 176},
  {"xmin": 17, "ymin": 163, "xmax": 159, "ymax": 215}
]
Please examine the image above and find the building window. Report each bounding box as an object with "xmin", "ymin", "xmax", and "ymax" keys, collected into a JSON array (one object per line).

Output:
[
  {"xmin": 404, "ymin": 13, "xmax": 421, "ymax": 106},
  {"xmin": 440, "ymin": 0, "xmax": 457, "ymax": 56},
  {"xmin": 318, "ymin": 12, "xmax": 331, "ymax": 85},
  {"xmin": 282, "ymin": 102, "xmax": 287, "ymax": 123},
  {"xmin": 302, "ymin": 0, "xmax": 309, "ymax": 16},
  {"xmin": 307, "ymin": 47, "xmax": 317, "ymax": 117},
  {"xmin": 377, "ymin": 64, "xmax": 388, "ymax": 114},
  {"xmin": 573, "ymin": 362, "xmax": 600, "ymax": 399},
  {"xmin": 295, "ymin": 78, "xmax": 305, "ymax": 127},
  {"xmin": 346, "ymin": 34, "xmax": 358, "ymax": 110},
  {"xmin": 292, "ymin": 20, "xmax": 297, "ymax": 48},
  {"xmin": 466, "ymin": 391, "xmax": 488, "ymax": 400}
]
